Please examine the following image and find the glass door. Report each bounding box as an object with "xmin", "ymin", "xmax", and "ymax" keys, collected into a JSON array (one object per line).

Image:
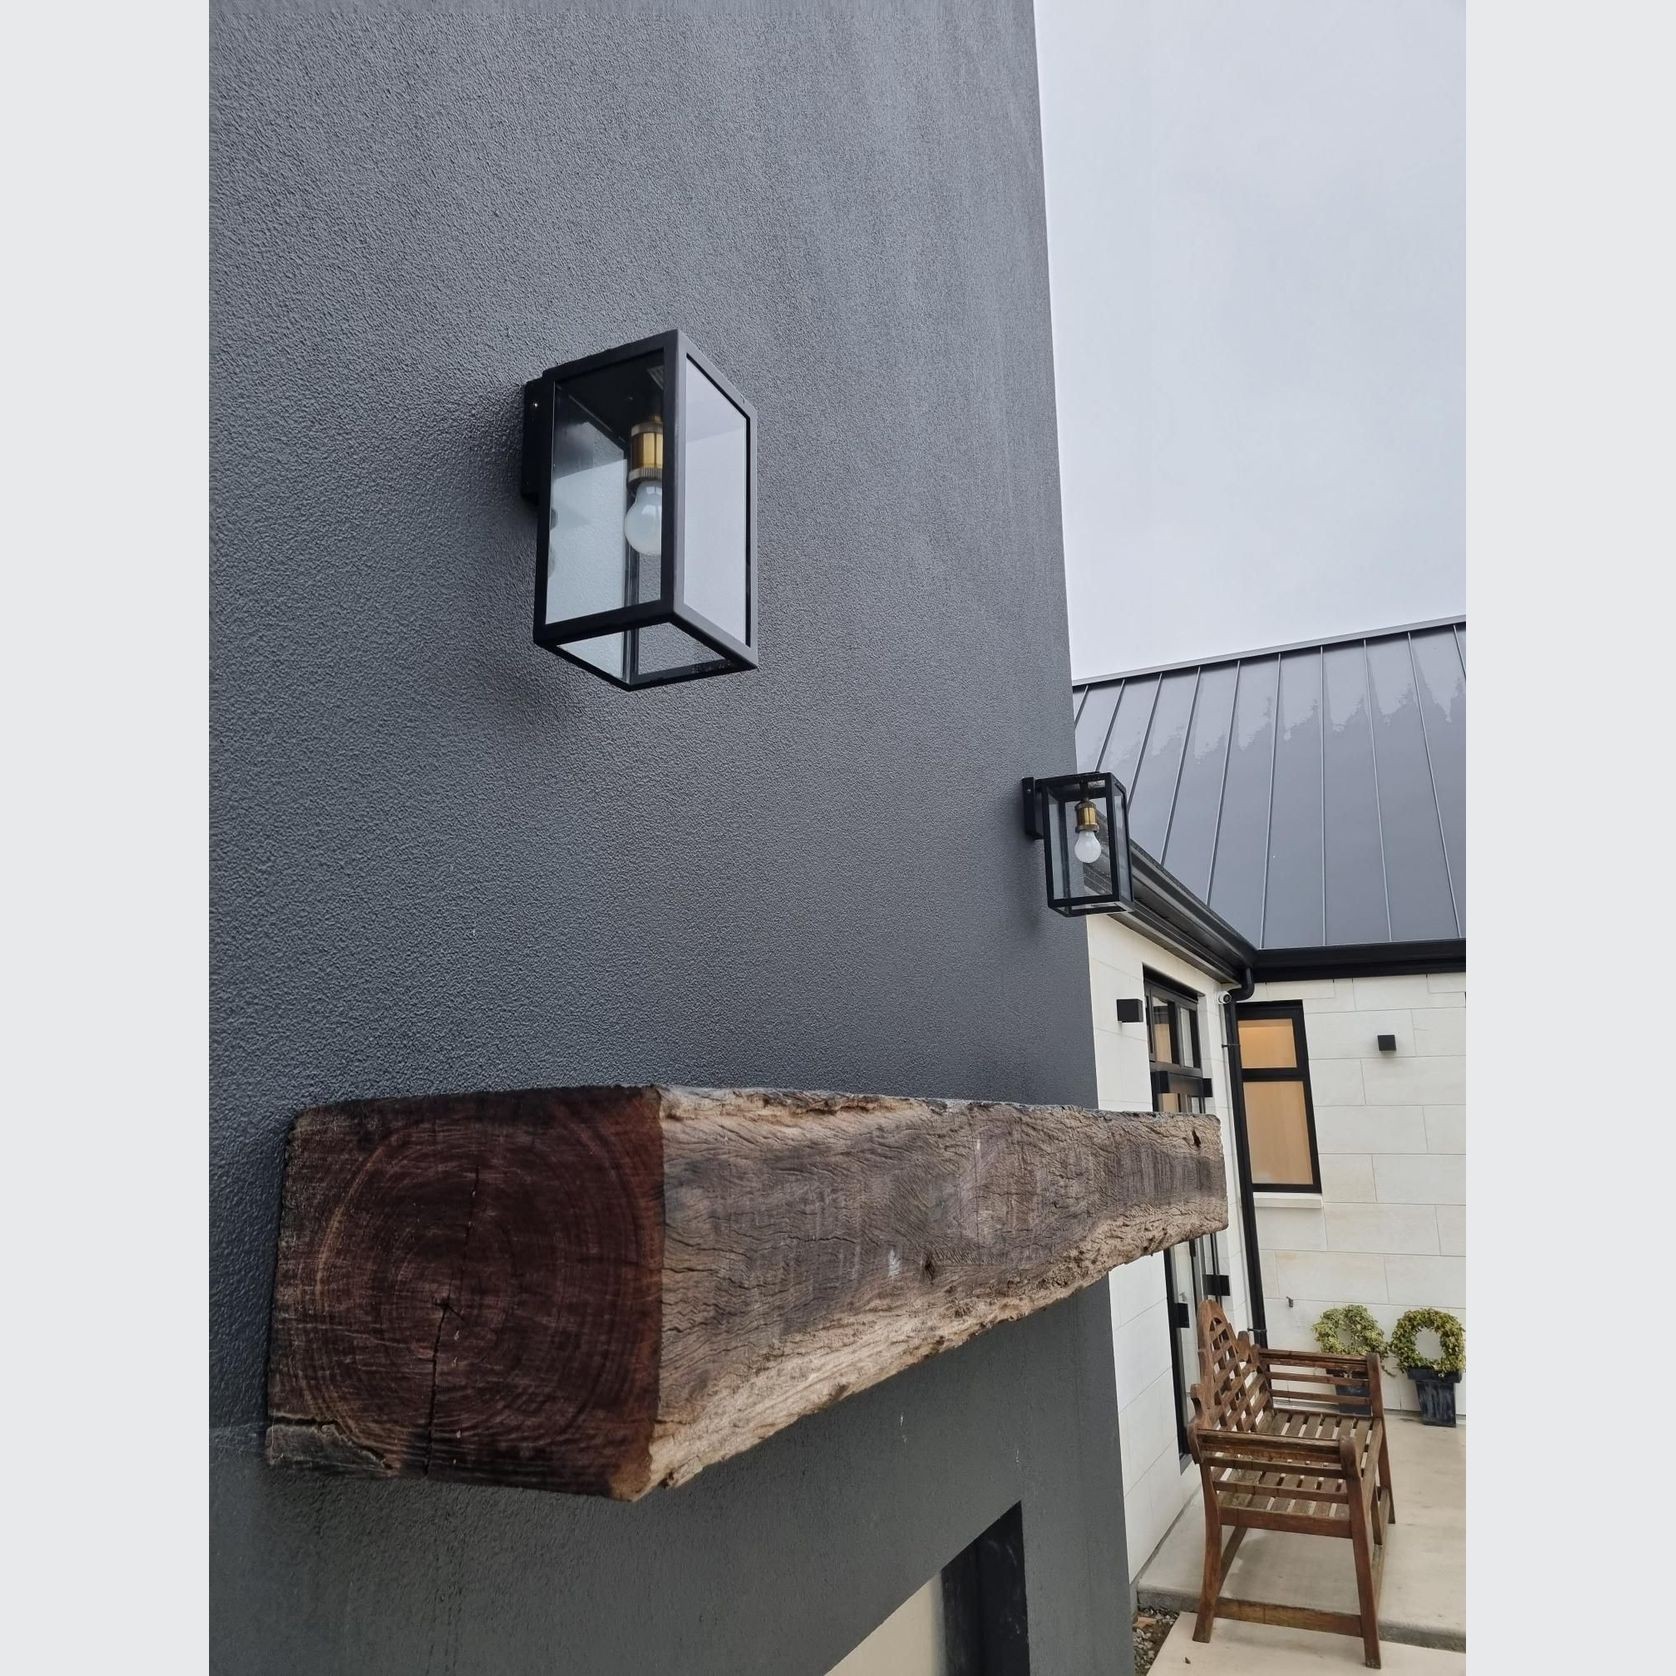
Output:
[
  {"xmin": 1146, "ymin": 972, "xmax": 1231, "ymax": 1459},
  {"xmin": 1164, "ymin": 1231, "xmax": 1226, "ymax": 1458}
]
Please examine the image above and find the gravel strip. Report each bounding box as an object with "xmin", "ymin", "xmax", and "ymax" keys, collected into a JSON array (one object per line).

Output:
[{"xmin": 1133, "ymin": 1607, "xmax": 1179, "ymax": 1673}]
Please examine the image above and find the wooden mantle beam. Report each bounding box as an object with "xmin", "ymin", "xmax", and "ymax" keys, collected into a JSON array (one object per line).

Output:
[{"xmin": 266, "ymin": 1086, "xmax": 1226, "ymax": 1499}]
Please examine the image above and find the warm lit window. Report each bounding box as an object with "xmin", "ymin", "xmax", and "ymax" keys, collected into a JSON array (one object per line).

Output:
[{"xmin": 1235, "ymin": 1002, "xmax": 1321, "ymax": 1192}]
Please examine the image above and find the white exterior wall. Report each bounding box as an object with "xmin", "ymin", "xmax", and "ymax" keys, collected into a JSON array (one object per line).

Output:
[
  {"xmin": 1087, "ymin": 917, "xmax": 1248, "ymax": 1581},
  {"xmin": 1251, "ymin": 971, "xmax": 1466, "ymax": 1416}
]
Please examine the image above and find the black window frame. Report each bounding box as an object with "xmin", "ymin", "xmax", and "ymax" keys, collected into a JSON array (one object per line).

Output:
[
  {"xmin": 1234, "ymin": 1000, "xmax": 1323, "ymax": 1194},
  {"xmin": 1144, "ymin": 973, "xmax": 1214, "ymax": 1113}
]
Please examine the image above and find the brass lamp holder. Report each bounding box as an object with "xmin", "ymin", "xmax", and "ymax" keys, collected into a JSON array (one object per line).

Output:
[{"xmin": 628, "ymin": 416, "xmax": 664, "ymax": 486}]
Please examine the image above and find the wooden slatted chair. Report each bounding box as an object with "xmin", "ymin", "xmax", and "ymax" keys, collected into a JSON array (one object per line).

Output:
[{"xmin": 1186, "ymin": 1299, "xmax": 1397, "ymax": 1668}]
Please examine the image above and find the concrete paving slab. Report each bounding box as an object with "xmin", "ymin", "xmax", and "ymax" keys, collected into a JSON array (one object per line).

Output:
[
  {"xmin": 1148, "ymin": 1613, "xmax": 1468, "ymax": 1672},
  {"xmin": 1136, "ymin": 1416, "xmax": 1464, "ymax": 1651}
]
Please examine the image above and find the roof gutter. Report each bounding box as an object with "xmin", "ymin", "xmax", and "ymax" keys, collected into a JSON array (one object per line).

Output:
[
  {"xmin": 1254, "ymin": 938, "xmax": 1466, "ymax": 982},
  {"xmin": 1113, "ymin": 844, "xmax": 1257, "ymax": 987},
  {"xmin": 1109, "ymin": 846, "xmax": 1469, "ymax": 987}
]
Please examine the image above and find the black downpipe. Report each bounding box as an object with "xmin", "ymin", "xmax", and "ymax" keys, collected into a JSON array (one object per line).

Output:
[{"xmin": 1222, "ymin": 971, "xmax": 1268, "ymax": 1347}]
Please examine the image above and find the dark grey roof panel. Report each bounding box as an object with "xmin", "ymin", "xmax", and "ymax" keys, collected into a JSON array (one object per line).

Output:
[
  {"xmin": 1162, "ymin": 661, "xmax": 1239, "ymax": 902},
  {"xmin": 1073, "ymin": 619, "xmax": 1466, "ymax": 951},
  {"xmin": 1102, "ymin": 674, "xmax": 1161, "ymax": 800},
  {"xmin": 1075, "ymin": 615, "xmax": 1471, "ymax": 688},
  {"xmin": 1366, "ymin": 637, "xmax": 1459, "ymax": 939},
  {"xmin": 1322, "ymin": 643, "xmax": 1390, "ymax": 944},
  {"xmin": 1264, "ymin": 649, "xmax": 1327, "ymax": 947},
  {"xmin": 1207, "ymin": 656, "xmax": 1278, "ymax": 939},
  {"xmin": 1410, "ymin": 628, "xmax": 1467, "ymax": 932},
  {"xmin": 1075, "ymin": 683, "xmax": 1120, "ymax": 772},
  {"xmin": 1128, "ymin": 669, "xmax": 1198, "ymax": 856},
  {"xmin": 1079, "ymin": 680, "xmax": 1119, "ymax": 770}
]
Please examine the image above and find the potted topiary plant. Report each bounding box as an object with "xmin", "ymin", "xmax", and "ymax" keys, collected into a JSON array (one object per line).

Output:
[
  {"xmin": 1389, "ymin": 1307, "xmax": 1465, "ymax": 1426},
  {"xmin": 1312, "ymin": 1305, "xmax": 1387, "ymax": 1406}
]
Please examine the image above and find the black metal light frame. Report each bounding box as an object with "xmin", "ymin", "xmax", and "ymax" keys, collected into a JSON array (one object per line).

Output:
[
  {"xmin": 521, "ymin": 330, "xmax": 758, "ymax": 689},
  {"xmin": 1021, "ymin": 771, "xmax": 1133, "ymax": 916}
]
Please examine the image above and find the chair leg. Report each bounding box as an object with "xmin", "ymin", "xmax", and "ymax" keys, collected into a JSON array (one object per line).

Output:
[
  {"xmin": 1193, "ymin": 1501, "xmax": 1223, "ymax": 1644},
  {"xmin": 1379, "ymin": 1429, "xmax": 1396, "ymax": 1524},
  {"xmin": 1347, "ymin": 1492, "xmax": 1382, "ymax": 1669}
]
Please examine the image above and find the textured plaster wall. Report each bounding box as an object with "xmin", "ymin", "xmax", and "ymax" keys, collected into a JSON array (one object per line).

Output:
[{"xmin": 211, "ymin": 3, "xmax": 1127, "ymax": 1672}]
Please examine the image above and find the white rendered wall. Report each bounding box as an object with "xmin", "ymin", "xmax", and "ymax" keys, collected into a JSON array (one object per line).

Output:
[
  {"xmin": 1251, "ymin": 972, "xmax": 1466, "ymax": 1415},
  {"xmin": 826, "ymin": 1574, "xmax": 944, "ymax": 1676},
  {"xmin": 1087, "ymin": 916, "xmax": 1246, "ymax": 1581}
]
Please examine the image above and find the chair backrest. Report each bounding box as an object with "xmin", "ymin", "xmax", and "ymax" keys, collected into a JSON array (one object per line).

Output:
[{"xmin": 1187, "ymin": 1298, "xmax": 1271, "ymax": 1451}]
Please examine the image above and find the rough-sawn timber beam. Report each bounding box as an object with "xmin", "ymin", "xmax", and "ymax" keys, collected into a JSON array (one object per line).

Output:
[{"xmin": 266, "ymin": 1085, "xmax": 1226, "ymax": 1499}]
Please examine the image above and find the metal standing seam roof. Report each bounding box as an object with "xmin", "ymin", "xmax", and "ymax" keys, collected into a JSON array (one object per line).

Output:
[{"xmin": 1073, "ymin": 619, "xmax": 1465, "ymax": 951}]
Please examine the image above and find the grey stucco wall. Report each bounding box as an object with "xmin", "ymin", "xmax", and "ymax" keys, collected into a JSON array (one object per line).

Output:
[{"xmin": 210, "ymin": 3, "xmax": 1127, "ymax": 1671}]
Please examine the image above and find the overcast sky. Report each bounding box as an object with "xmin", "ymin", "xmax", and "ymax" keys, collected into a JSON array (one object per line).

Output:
[{"xmin": 1035, "ymin": 0, "xmax": 1464, "ymax": 679}]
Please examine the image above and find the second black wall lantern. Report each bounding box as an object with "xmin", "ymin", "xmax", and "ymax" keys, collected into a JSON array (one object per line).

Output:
[
  {"xmin": 1022, "ymin": 772, "xmax": 1133, "ymax": 915},
  {"xmin": 521, "ymin": 331, "xmax": 757, "ymax": 689}
]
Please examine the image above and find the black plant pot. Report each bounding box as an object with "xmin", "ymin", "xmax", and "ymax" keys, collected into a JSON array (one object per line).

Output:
[
  {"xmin": 1332, "ymin": 1374, "xmax": 1373, "ymax": 1409},
  {"xmin": 1407, "ymin": 1367, "xmax": 1460, "ymax": 1426}
]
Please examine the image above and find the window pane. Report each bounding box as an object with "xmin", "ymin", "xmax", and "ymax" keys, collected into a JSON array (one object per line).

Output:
[
  {"xmin": 1244, "ymin": 1080, "xmax": 1314, "ymax": 1185},
  {"xmin": 628, "ymin": 618, "xmax": 731, "ymax": 682},
  {"xmin": 546, "ymin": 397, "xmax": 629, "ymax": 625},
  {"xmin": 1151, "ymin": 1000, "xmax": 1174, "ymax": 1065},
  {"xmin": 1177, "ymin": 1004, "xmax": 1200, "ymax": 1071},
  {"xmin": 1239, "ymin": 1015, "xmax": 1297, "ymax": 1069},
  {"xmin": 681, "ymin": 358, "xmax": 749, "ymax": 643},
  {"xmin": 1167, "ymin": 1074, "xmax": 1204, "ymax": 1115},
  {"xmin": 564, "ymin": 630, "xmax": 626, "ymax": 682},
  {"xmin": 547, "ymin": 350, "xmax": 664, "ymax": 627}
]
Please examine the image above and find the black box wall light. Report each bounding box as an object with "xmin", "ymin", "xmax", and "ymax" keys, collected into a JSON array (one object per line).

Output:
[
  {"xmin": 1022, "ymin": 772, "xmax": 1133, "ymax": 916},
  {"xmin": 521, "ymin": 331, "xmax": 757, "ymax": 688}
]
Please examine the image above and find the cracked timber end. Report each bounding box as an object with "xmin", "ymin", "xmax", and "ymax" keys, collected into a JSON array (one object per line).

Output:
[{"xmin": 264, "ymin": 1085, "xmax": 1227, "ymax": 1499}]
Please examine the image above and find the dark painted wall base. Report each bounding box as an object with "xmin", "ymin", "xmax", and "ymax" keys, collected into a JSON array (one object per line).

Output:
[
  {"xmin": 211, "ymin": 0, "xmax": 1128, "ymax": 1670},
  {"xmin": 215, "ymin": 1290, "xmax": 1126, "ymax": 1676}
]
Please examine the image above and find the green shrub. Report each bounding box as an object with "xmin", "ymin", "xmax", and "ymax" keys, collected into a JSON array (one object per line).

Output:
[
  {"xmin": 1312, "ymin": 1304, "xmax": 1387, "ymax": 1359},
  {"xmin": 1389, "ymin": 1307, "xmax": 1465, "ymax": 1376}
]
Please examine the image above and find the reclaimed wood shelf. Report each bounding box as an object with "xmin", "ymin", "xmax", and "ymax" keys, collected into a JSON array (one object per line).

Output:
[{"xmin": 266, "ymin": 1085, "xmax": 1227, "ymax": 1499}]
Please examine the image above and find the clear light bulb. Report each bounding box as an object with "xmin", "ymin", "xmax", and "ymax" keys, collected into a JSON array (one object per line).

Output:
[
  {"xmin": 624, "ymin": 479, "xmax": 663, "ymax": 557},
  {"xmin": 1074, "ymin": 826, "xmax": 1103, "ymax": 865}
]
